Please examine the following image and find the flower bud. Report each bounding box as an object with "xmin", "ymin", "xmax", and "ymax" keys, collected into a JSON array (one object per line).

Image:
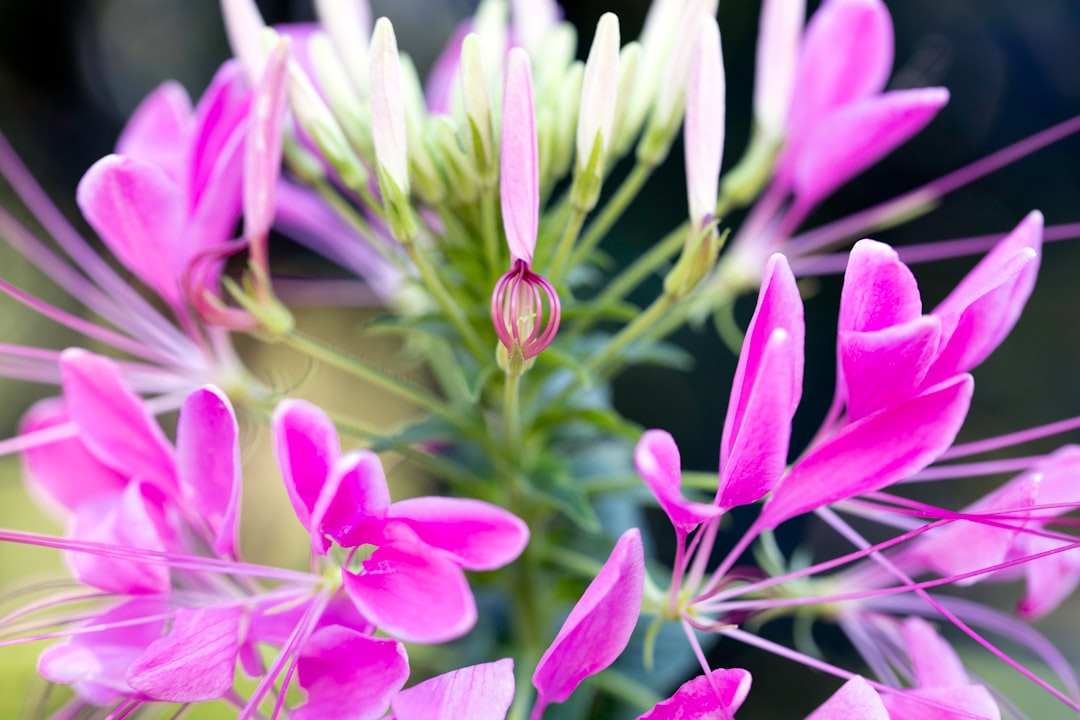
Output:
[
  {"xmin": 576, "ymin": 13, "xmax": 620, "ymax": 175},
  {"xmin": 369, "ymin": 17, "xmax": 409, "ymax": 197},
  {"xmin": 684, "ymin": 16, "xmax": 724, "ymax": 228},
  {"xmin": 460, "ymin": 34, "xmax": 495, "ymax": 179},
  {"xmin": 753, "ymin": 0, "xmax": 804, "ymax": 142},
  {"xmin": 313, "ymin": 0, "xmax": 373, "ymax": 96},
  {"xmin": 309, "ymin": 32, "xmax": 369, "ymax": 156},
  {"xmin": 221, "ymin": 0, "xmax": 268, "ymax": 84},
  {"xmin": 491, "ymin": 260, "xmax": 561, "ymax": 368}
]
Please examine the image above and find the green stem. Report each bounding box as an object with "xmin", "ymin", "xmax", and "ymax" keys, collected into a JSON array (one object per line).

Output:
[
  {"xmin": 403, "ymin": 242, "xmax": 492, "ymax": 362},
  {"xmin": 507, "ymin": 511, "xmax": 548, "ymax": 720},
  {"xmin": 503, "ymin": 371, "xmax": 523, "ymax": 460},
  {"xmin": 597, "ymin": 222, "xmax": 687, "ymax": 305},
  {"xmin": 568, "ymin": 160, "xmax": 657, "ymax": 270},
  {"xmin": 312, "ymin": 181, "xmax": 403, "ymax": 267},
  {"xmin": 585, "ymin": 293, "xmax": 675, "ymax": 377},
  {"xmin": 482, "ymin": 184, "xmax": 502, "ymax": 274},
  {"xmin": 546, "ymin": 205, "xmax": 588, "ymax": 287}
]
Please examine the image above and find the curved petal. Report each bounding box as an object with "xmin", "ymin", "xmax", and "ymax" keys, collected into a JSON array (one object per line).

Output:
[
  {"xmin": 126, "ymin": 606, "xmax": 241, "ymax": 702},
  {"xmin": 116, "ymin": 81, "xmax": 193, "ymax": 181},
  {"xmin": 638, "ymin": 668, "xmax": 752, "ymax": 719},
  {"xmin": 901, "ymin": 617, "xmax": 969, "ymax": 687},
  {"xmin": 76, "ymin": 154, "xmax": 186, "ymax": 307},
  {"xmin": 1016, "ymin": 535, "xmax": 1080, "ymax": 621},
  {"xmin": 386, "ymin": 496, "xmax": 529, "ymax": 570},
  {"xmin": 176, "ymin": 386, "xmax": 242, "ymax": 557},
  {"xmin": 532, "ymin": 529, "xmax": 644, "ymax": 708},
  {"xmin": 500, "ymin": 47, "xmax": 539, "ymax": 264},
  {"xmin": 343, "ymin": 543, "xmax": 477, "ymax": 643},
  {"xmin": 883, "ymin": 686, "xmax": 1000, "ymax": 720},
  {"xmin": 295, "ymin": 626, "xmax": 409, "ymax": 720},
  {"xmin": 392, "ymin": 659, "xmax": 515, "ymax": 720},
  {"xmin": 635, "ymin": 430, "xmax": 721, "ymax": 532},
  {"xmin": 839, "ymin": 316, "xmax": 941, "ymax": 421},
  {"xmin": 759, "ymin": 374, "xmax": 973, "ymax": 530},
  {"xmin": 840, "ymin": 240, "xmax": 923, "ymax": 334},
  {"xmin": 271, "ymin": 399, "xmax": 341, "ymax": 534},
  {"xmin": 311, "ymin": 449, "xmax": 389, "ymax": 552},
  {"xmin": 60, "ymin": 349, "xmax": 176, "ymax": 494},
  {"xmin": 806, "ymin": 676, "xmax": 889, "ymax": 720}
]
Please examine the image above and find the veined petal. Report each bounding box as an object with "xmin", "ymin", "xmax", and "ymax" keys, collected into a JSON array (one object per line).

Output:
[
  {"xmin": 722, "ymin": 254, "xmax": 803, "ymax": 471},
  {"xmin": 176, "ymin": 386, "xmax": 242, "ymax": 557},
  {"xmin": 759, "ymin": 374, "xmax": 973, "ymax": 530},
  {"xmin": 116, "ymin": 81, "xmax": 193, "ymax": 182},
  {"xmin": 343, "ymin": 543, "xmax": 477, "ymax": 643},
  {"xmin": 684, "ymin": 15, "xmax": 724, "ymax": 226},
  {"xmin": 76, "ymin": 154, "xmax": 186, "ymax": 308},
  {"xmin": 635, "ymin": 430, "xmax": 721, "ymax": 532},
  {"xmin": 126, "ymin": 606, "xmax": 241, "ymax": 702},
  {"xmin": 386, "ymin": 497, "xmax": 529, "ymax": 570},
  {"xmin": 391, "ymin": 659, "xmax": 515, "ymax": 720},
  {"xmin": 883, "ymin": 686, "xmax": 1000, "ymax": 720},
  {"xmin": 840, "ymin": 240, "xmax": 924, "ymax": 334},
  {"xmin": 792, "ymin": 88, "xmax": 949, "ymax": 210},
  {"xmin": 271, "ymin": 399, "xmax": 341, "ymax": 533},
  {"xmin": 60, "ymin": 349, "xmax": 176, "ymax": 493},
  {"xmin": 19, "ymin": 397, "xmax": 126, "ymax": 514},
  {"xmin": 310, "ymin": 450, "xmax": 389, "ymax": 552},
  {"xmin": 295, "ymin": 626, "xmax": 409, "ymax": 720},
  {"xmin": 532, "ymin": 529, "xmax": 644, "ymax": 708},
  {"xmin": 839, "ymin": 316, "xmax": 941, "ymax": 421},
  {"xmin": 806, "ymin": 676, "xmax": 889, "ymax": 720},
  {"xmin": 717, "ymin": 329, "xmax": 797, "ymax": 509},
  {"xmin": 926, "ymin": 211, "xmax": 1043, "ymax": 384},
  {"xmin": 501, "ymin": 47, "xmax": 539, "ymax": 264},
  {"xmin": 637, "ymin": 668, "xmax": 752, "ymax": 719}
]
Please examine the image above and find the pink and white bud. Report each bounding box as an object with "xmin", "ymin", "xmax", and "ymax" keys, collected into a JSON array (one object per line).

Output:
[
  {"xmin": 491, "ymin": 261, "xmax": 561, "ymax": 361},
  {"xmin": 309, "ymin": 33, "xmax": 367, "ymax": 147},
  {"xmin": 652, "ymin": 0, "xmax": 717, "ymax": 136},
  {"xmin": 684, "ymin": 16, "xmax": 724, "ymax": 227},
  {"xmin": 313, "ymin": 0, "xmax": 373, "ymax": 95},
  {"xmin": 243, "ymin": 36, "xmax": 290, "ymax": 275},
  {"xmin": 369, "ymin": 17, "xmax": 409, "ymax": 195},
  {"xmin": 753, "ymin": 0, "xmax": 805, "ymax": 142},
  {"xmin": 474, "ymin": 0, "xmax": 510, "ymax": 92},
  {"xmin": 500, "ymin": 48, "xmax": 539, "ymax": 264},
  {"xmin": 461, "ymin": 34, "xmax": 494, "ymax": 170},
  {"xmin": 511, "ymin": 0, "xmax": 561, "ymax": 55},
  {"xmin": 576, "ymin": 12, "xmax": 621, "ymax": 172},
  {"xmin": 609, "ymin": 41, "xmax": 641, "ymax": 153},
  {"xmin": 220, "ymin": 0, "xmax": 268, "ymax": 84}
]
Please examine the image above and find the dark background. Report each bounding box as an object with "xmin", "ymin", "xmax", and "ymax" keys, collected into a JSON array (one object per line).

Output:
[{"xmin": 1, "ymin": 1, "xmax": 1079, "ymax": 716}]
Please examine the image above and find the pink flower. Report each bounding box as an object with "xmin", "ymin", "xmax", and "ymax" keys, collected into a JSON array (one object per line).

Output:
[
  {"xmin": 390, "ymin": 659, "xmax": 516, "ymax": 720},
  {"xmin": 638, "ymin": 669, "xmax": 752, "ymax": 720}
]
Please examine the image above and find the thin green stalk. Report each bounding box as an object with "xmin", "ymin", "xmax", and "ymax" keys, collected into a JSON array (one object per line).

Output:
[
  {"xmin": 546, "ymin": 205, "xmax": 588, "ymax": 287},
  {"xmin": 403, "ymin": 242, "xmax": 492, "ymax": 362},
  {"xmin": 507, "ymin": 520, "xmax": 547, "ymax": 720},
  {"xmin": 585, "ymin": 293, "xmax": 675, "ymax": 377},
  {"xmin": 569, "ymin": 160, "xmax": 657, "ymax": 270},
  {"xmin": 503, "ymin": 371, "xmax": 523, "ymax": 460},
  {"xmin": 597, "ymin": 222, "xmax": 687, "ymax": 305},
  {"xmin": 312, "ymin": 181, "xmax": 403, "ymax": 267},
  {"xmin": 482, "ymin": 185, "xmax": 502, "ymax": 274}
]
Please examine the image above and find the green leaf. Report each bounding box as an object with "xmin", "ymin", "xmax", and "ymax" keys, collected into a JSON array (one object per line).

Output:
[{"xmin": 528, "ymin": 455, "xmax": 602, "ymax": 532}]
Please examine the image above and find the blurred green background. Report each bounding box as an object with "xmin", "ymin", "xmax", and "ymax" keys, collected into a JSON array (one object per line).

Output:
[{"xmin": 0, "ymin": 0, "xmax": 1079, "ymax": 717}]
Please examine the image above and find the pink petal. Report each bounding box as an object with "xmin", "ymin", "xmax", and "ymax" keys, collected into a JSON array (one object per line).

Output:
[
  {"xmin": 69, "ymin": 480, "xmax": 172, "ymax": 594},
  {"xmin": 532, "ymin": 529, "xmax": 644, "ymax": 708},
  {"xmin": 386, "ymin": 496, "xmax": 529, "ymax": 570},
  {"xmin": 176, "ymin": 386, "xmax": 242, "ymax": 557},
  {"xmin": 717, "ymin": 328, "xmax": 798, "ymax": 509},
  {"xmin": 637, "ymin": 668, "xmax": 752, "ymax": 719},
  {"xmin": 127, "ymin": 606, "xmax": 241, "ymax": 702},
  {"xmin": 684, "ymin": 16, "xmax": 725, "ymax": 225},
  {"xmin": 1016, "ymin": 535, "xmax": 1080, "ymax": 620},
  {"xmin": 839, "ymin": 316, "xmax": 941, "ymax": 421},
  {"xmin": 425, "ymin": 21, "xmax": 471, "ymax": 115},
  {"xmin": 76, "ymin": 154, "xmax": 186, "ymax": 307},
  {"xmin": 60, "ymin": 349, "xmax": 176, "ymax": 494},
  {"xmin": 926, "ymin": 211, "xmax": 1043, "ymax": 384},
  {"xmin": 722, "ymin": 254, "xmax": 804, "ymax": 466},
  {"xmin": 391, "ymin": 659, "xmax": 515, "ymax": 720},
  {"xmin": 310, "ymin": 450, "xmax": 389, "ymax": 552},
  {"xmin": 295, "ymin": 626, "xmax": 409, "ymax": 720},
  {"xmin": 272, "ymin": 399, "xmax": 341, "ymax": 534},
  {"xmin": 839, "ymin": 240, "xmax": 924, "ymax": 334},
  {"xmin": 343, "ymin": 542, "xmax": 477, "ymax": 643},
  {"xmin": 792, "ymin": 88, "xmax": 949, "ymax": 210},
  {"xmin": 635, "ymin": 430, "xmax": 721, "ymax": 532},
  {"xmin": 901, "ymin": 617, "xmax": 969, "ymax": 687},
  {"xmin": 243, "ymin": 37, "xmax": 290, "ymax": 249},
  {"xmin": 917, "ymin": 471, "xmax": 1040, "ymax": 586},
  {"xmin": 883, "ymin": 685, "xmax": 1000, "ymax": 720},
  {"xmin": 116, "ymin": 81, "xmax": 194, "ymax": 182},
  {"xmin": 38, "ymin": 597, "xmax": 168, "ymax": 705},
  {"xmin": 759, "ymin": 374, "xmax": 973, "ymax": 530},
  {"xmin": 805, "ymin": 676, "xmax": 889, "ymax": 720},
  {"xmin": 19, "ymin": 397, "xmax": 126, "ymax": 514},
  {"xmin": 500, "ymin": 47, "xmax": 539, "ymax": 264},
  {"xmin": 188, "ymin": 60, "xmax": 250, "ymax": 216}
]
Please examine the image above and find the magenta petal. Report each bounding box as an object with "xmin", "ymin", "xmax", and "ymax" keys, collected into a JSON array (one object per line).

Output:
[
  {"xmin": 343, "ymin": 543, "xmax": 477, "ymax": 643},
  {"xmin": 839, "ymin": 316, "xmax": 941, "ymax": 421},
  {"xmin": 840, "ymin": 240, "xmax": 924, "ymax": 334},
  {"xmin": 311, "ymin": 450, "xmax": 390, "ymax": 552},
  {"xmin": 883, "ymin": 686, "xmax": 1000, "ymax": 720},
  {"xmin": 722, "ymin": 254, "xmax": 804, "ymax": 467},
  {"xmin": 295, "ymin": 626, "xmax": 409, "ymax": 720},
  {"xmin": 927, "ymin": 211, "xmax": 1043, "ymax": 384},
  {"xmin": 19, "ymin": 397, "xmax": 126, "ymax": 514},
  {"xmin": 127, "ymin": 606, "xmax": 241, "ymax": 702},
  {"xmin": 272, "ymin": 399, "xmax": 342, "ymax": 533},
  {"xmin": 76, "ymin": 154, "xmax": 187, "ymax": 307},
  {"xmin": 901, "ymin": 617, "xmax": 968, "ymax": 687},
  {"xmin": 792, "ymin": 88, "xmax": 949, "ymax": 210},
  {"xmin": 500, "ymin": 48, "xmax": 540, "ymax": 264},
  {"xmin": 635, "ymin": 430, "xmax": 721, "ymax": 532},
  {"xmin": 637, "ymin": 669, "xmax": 752, "ymax": 720},
  {"xmin": 38, "ymin": 597, "xmax": 168, "ymax": 705},
  {"xmin": 1016, "ymin": 535, "xmax": 1080, "ymax": 620},
  {"xmin": 532, "ymin": 529, "xmax": 644, "ymax": 707},
  {"xmin": 805, "ymin": 676, "xmax": 889, "ymax": 720},
  {"xmin": 116, "ymin": 81, "xmax": 194, "ymax": 182},
  {"xmin": 392, "ymin": 659, "xmax": 515, "ymax": 720},
  {"xmin": 60, "ymin": 349, "xmax": 176, "ymax": 493},
  {"xmin": 176, "ymin": 386, "xmax": 242, "ymax": 557},
  {"xmin": 718, "ymin": 329, "xmax": 798, "ymax": 509},
  {"xmin": 69, "ymin": 480, "xmax": 171, "ymax": 594},
  {"xmin": 759, "ymin": 374, "xmax": 973, "ymax": 530},
  {"xmin": 387, "ymin": 497, "xmax": 529, "ymax": 570}
]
